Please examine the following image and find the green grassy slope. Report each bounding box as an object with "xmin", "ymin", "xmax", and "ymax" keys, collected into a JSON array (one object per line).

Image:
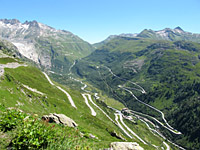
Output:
[
  {"xmin": 0, "ymin": 57, "xmax": 18, "ymax": 64},
  {"xmin": 35, "ymin": 36, "xmax": 94, "ymax": 74},
  {"xmin": 0, "ymin": 51, "xmax": 174, "ymax": 149},
  {"xmin": 0, "ymin": 66, "xmax": 123, "ymax": 147},
  {"xmin": 73, "ymin": 38, "xmax": 200, "ymax": 149}
]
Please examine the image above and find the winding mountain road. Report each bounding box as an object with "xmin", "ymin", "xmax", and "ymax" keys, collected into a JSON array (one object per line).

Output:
[
  {"xmin": 94, "ymin": 93, "xmax": 100, "ymax": 99},
  {"xmin": 114, "ymin": 113, "xmax": 132, "ymax": 138},
  {"xmin": 43, "ymin": 72, "xmax": 77, "ymax": 108},
  {"xmin": 82, "ymin": 94, "xmax": 96, "ymax": 116},
  {"xmin": 118, "ymin": 113, "xmax": 147, "ymax": 144},
  {"xmin": 22, "ymin": 84, "xmax": 44, "ymax": 95},
  {"xmin": 84, "ymin": 93, "xmax": 116, "ymax": 124},
  {"xmin": 102, "ymin": 66, "xmax": 146, "ymax": 94},
  {"xmin": 108, "ymin": 106, "xmax": 147, "ymax": 144},
  {"xmin": 98, "ymin": 65, "xmax": 186, "ymax": 149},
  {"xmin": 163, "ymin": 142, "xmax": 170, "ymax": 150},
  {"xmin": 100, "ymin": 66, "xmax": 181, "ymax": 134},
  {"xmin": 121, "ymin": 87, "xmax": 181, "ymax": 134},
  {"xmin": 67, "ymin": 62, "xmax": 183, "ymax": 149}
]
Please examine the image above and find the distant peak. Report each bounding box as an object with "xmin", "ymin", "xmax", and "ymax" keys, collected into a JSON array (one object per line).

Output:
[
  {"xmin": 142, "ymin": 29, "xmax": 149, "ymax": 32},
  {"xmin": 163, "ymin": 28, "xmax": 173, "ymax": 32},
  {"xmin": 174, "ymin": 26, "xmax": 184, "ymax": 31},
  {"xmin": 23, "ymin": 20, "xmax": 39, "ymax": 27},
  {"xmin": 0, "ymin": 19, "xmax": 20, "ymax": 25}
]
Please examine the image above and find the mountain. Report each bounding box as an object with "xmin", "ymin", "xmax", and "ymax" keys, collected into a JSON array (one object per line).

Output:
[
  {"xmin": 0, "ymin": 38, "xmax": 21, "ymax": 57},
  {"xmin": 73, "ymin": 37, "xmax": 200, "ymax": 149},
  {"xmin": 93, "ymin": 33, "xmax": 137, "ymax": 48},
  {"xmin": 0, "ymin": 19, "xmax": 94, "ymax": 73},
  {"xmin": 1, "ymin": 20, "xmax": 200, "ymax": 149},
  {"xmin": 0, "ymin": 39, "xmax": 177, "ymax": 150},
  {"xmin": 94, "ymin": 27, "xmax": 200, "ymax": 48},
  {"xmin": 137, "ymin": 27, "xmax": 200, "ymax": 42},
  {"xmin": 0, "ymin": 44, "xmax": 123, "ymax": 149}
]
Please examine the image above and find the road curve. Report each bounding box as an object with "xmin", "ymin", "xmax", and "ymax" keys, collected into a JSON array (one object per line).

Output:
[
  {"xmin": 163, "ymin": 142, "xmax": 170, "ymax": 150},
  {"xmin": 84, "ymin": 93, "xmax": 116, "ymax": 124},
  {"xmin": 43, "ymin": 72, "xmax": 77, "ymax": 108},
  {"xmin": 121, "ymin": 87, "xmax": 181, "ymax": 135},
  {"xmin": 82, "ymin": 94, "xmax": 97, "ymax": 116},
  {"xmin": 101, "ymin": 65, "xmax": 180, "ymax": 133},
  {"xmin": 114, "ymin": 113, "xmax": 132, "ymax": 138},
  {"xmin": 98, "ymin": 65, "xmax": 185, "ymax": 149},
  {"xmin": 102, "ymin": 66, "xmax": 146, "ymax": 94},
  {"xmin": 118, "ymin": 113, "xmax": 147, "ymax": 144}
]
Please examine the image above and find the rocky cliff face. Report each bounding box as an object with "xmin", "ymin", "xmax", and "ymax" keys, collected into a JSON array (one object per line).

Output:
[{"xmin": 0, "ymin": 19, "xmax": 93, "ymax": 72}]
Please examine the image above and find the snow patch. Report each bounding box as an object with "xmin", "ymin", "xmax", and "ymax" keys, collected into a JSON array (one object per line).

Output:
[
  {"xmin": 21, "ymin": 24, "xmax": 29, "ymax": 30},
  {"xmin": 174, "ymin": 29, "xmax": 183, "ymax": 34},
  {"xmin": 156, "ymin": 30, "xmax": 168, "ymax": 37}
]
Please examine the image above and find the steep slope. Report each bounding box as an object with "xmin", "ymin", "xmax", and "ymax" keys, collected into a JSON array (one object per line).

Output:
[
  {"xmin": 0, "ymin": 19, "xmax": 94, "ymax": 73},
  {"xmin": 0, "ymin": 45, "xmax": 176, "ymax": 149},
  {"xmin": 0, "ymin": 38, "xmax": 21, "ymax": 58},
  {"xmin": 73, "ymin": 37, "xmax": 200, "ymax": 149}
]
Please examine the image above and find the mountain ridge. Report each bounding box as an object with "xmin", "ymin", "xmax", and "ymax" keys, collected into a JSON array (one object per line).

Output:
[
  {"xmin": 1, "ymin": 18, "xmax": 200, "ymax": 149},
  {"xmin": 94, "ymin": 27, "xmax": 200, "ymax": 48},
  {"xmin": 0, "ymin": 19, "xmax": 94, "ymax": 73},
  {"xmin": 0, "ymin": 41, "xmax": 175, "ymax": 149},
  {"xmin": 74, "ymin": 37, "xmax": 200, "ymax": 149},
  {"xmin": 0, "ymin": 19, "xmax": 77, "ymax": 37}
]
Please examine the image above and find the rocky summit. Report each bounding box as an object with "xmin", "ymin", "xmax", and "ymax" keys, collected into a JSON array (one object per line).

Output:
[{"xmin": 0, "ymin": 19, "xmax": 94, "ymax": 73}]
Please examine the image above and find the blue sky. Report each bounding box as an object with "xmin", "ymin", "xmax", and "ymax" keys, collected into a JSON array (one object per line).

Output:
[{"xmin": 0, "ymin": 0, "xmax": 200, "ymax": 43}]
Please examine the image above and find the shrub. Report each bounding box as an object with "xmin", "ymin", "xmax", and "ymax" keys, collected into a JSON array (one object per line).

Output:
[
  {"xmin": 0, "ymin": 109, "xmax": 26, "ymax": 132},
  {"xmin": 11, "ymin": 117, "xmax": 56, "ymax": 149},
  {"xmin": 0, "ymin": 108, "xmax": 92, "ymax": 149}
]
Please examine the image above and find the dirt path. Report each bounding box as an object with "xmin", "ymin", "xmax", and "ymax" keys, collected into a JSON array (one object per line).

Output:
[{"xmin": 0, "ymin": 62, "xmax": 27, "ymax": 77}]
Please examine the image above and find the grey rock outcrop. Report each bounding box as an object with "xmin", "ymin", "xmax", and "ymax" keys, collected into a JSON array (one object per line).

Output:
[
  {"xmin": 42, "ymin": 113, "xmax": 78, "ymax": 127},
  {"xmin": 0, "ymin": 19, "xmax": 93, "ymax": 72},
  {"xmin": 110, "ymin": 142, "xmax": 144, "ymax": 150}
]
